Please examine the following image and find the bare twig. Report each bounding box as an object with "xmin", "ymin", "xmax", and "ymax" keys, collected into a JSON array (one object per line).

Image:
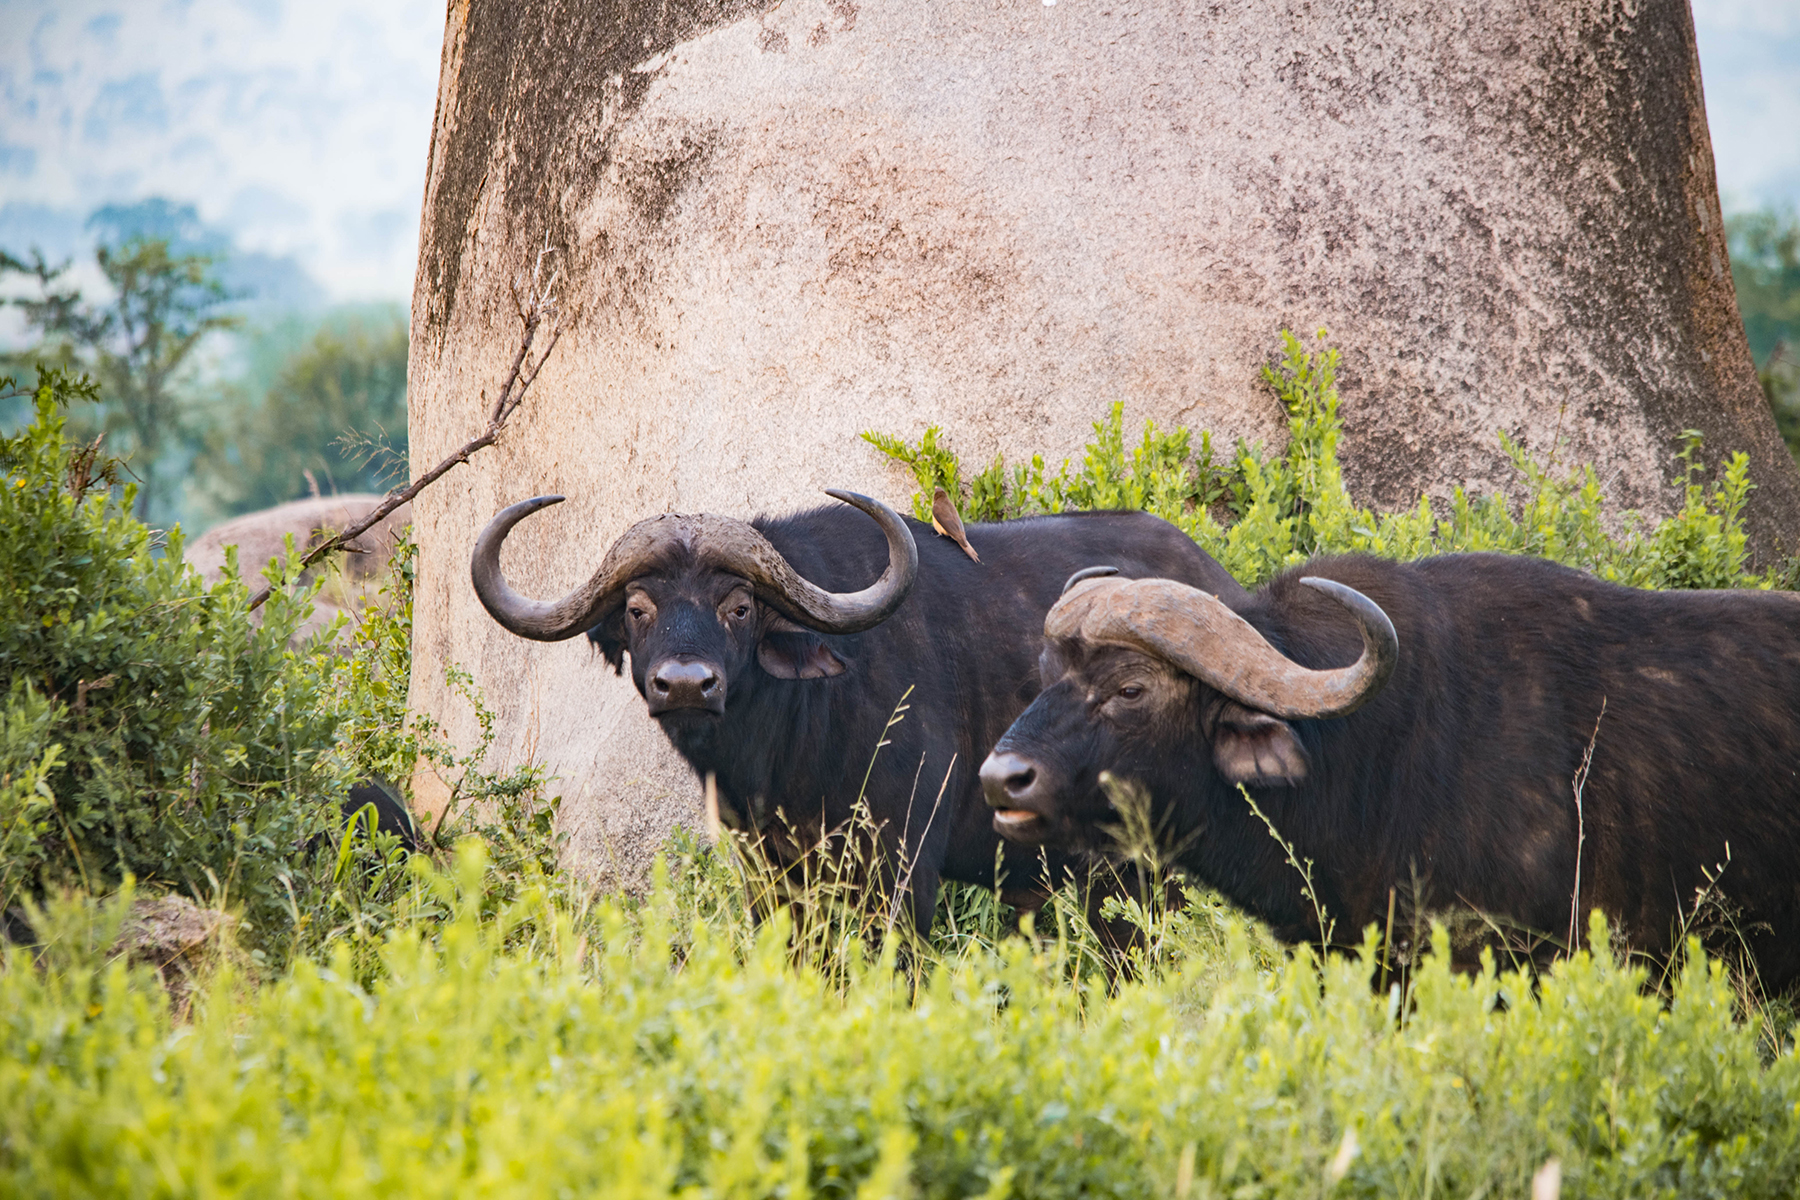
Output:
[
  {"xmin": 246, "ymin": 235, "xmax": 563, "ymax": 611},
  {"xmin": 1380, "ymin": 885, "xmax": 1396, "ymax": 992},
  {"xmin": 1567, "ymin": 696, "xmax": 1606, "ymax": 953},
  {"xmin": 885, "ymin": 753, "xmax": 955, "ymax": 940}
]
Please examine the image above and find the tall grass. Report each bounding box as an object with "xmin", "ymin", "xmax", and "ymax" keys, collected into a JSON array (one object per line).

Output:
[{"xmin": 5, "ymin": 848, "xmax": 1799, "ymax": 1198}]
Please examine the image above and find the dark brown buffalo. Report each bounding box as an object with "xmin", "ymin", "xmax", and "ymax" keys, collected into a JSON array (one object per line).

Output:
[
  {"xmin": 473, "ymin": 491, "xmax": 1244, "ymax": 932},
  {"xmin": 981, "ymin": 553, "xmax": 1800, "ymax": 988}
]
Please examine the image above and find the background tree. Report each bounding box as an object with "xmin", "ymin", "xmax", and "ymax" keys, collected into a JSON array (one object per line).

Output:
[
  {"xmin": 200, "ymin": 305, "xmax": 409, "ymax": 515},
  {"xmin": 1728, "ymin": 206, "xmax": 1800, "ymax": 459},
  {"xmin": 1, "ymin": 236, "xmax": 236, "ymax": 522}
]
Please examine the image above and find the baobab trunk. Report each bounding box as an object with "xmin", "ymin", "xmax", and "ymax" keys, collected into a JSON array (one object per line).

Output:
[{"xmin": 407, "ymin": 0, "xmax": 1797, "ymax": 885}]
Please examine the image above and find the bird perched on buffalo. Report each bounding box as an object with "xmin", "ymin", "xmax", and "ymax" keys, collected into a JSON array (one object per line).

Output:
[{"xmin": 931, "ymin": 487, "xmax": 980, "ymax": 563}]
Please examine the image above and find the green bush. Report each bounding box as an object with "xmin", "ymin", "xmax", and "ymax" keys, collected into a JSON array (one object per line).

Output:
[
  {"xmin": 298, "ymin": 526, "xmax": 565, "ymax": 974},
  {"xmin": 868, "ymin": 330, "xmax": 1778, "ymax": 590},
  {"xmin": 0, "ymin": 371, "xmax": 352, "ymax": 950},
  {"xmin": 0, "ymin": 365, "xmax": 566, "ymax": 967},
  {"xmin": 4, "ymin": 854, "xmax": 1798, "ymax": 1198}
]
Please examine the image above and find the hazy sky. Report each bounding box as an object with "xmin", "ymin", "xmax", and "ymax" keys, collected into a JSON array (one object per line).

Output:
[
  {"xmin": 0, "ymin": 0, "xmax": 1795, "ymax": 305},
  {"xmin": 0, "ymin": 0, "xmax": 440, "ymax": 302},
  {"xmin": 1696, "ymin": 0, "xmax": 1800, "ymax": 211}
]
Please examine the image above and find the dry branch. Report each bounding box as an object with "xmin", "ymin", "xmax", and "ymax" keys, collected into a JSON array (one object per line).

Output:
[{"xmin": 246, "ymin": 237, "xmax": 563, "ymax": 611}]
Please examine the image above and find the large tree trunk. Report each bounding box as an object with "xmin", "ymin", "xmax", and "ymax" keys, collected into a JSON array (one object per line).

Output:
[{"xmin": 408, "ymin": 0, "xmax": 1797, "ymax": 885}]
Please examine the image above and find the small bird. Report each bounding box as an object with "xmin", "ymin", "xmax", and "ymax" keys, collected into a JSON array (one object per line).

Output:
[{"xmin": 930, "ymin": 486, "xmax": 981, "ymax": 563}]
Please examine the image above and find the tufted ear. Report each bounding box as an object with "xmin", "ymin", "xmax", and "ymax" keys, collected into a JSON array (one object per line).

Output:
[
  {"xmin": 757, "ymin": 614, "xmax": 847, "ymax": 680},
  {"xmin": 1207, "ymin": 699, "xmax": 1309, "ymax": 786},
  {"xmin": 585, "ymin": 614, "xmax": 627, "ymax": 675}
]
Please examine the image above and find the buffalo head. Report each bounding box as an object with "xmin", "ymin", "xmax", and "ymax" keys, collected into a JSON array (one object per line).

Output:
[
  {"xmin": 471, "ymin": 490, "xmax": 918, "ymax": 726},
  {"xmin": 979, "ymin": 571, "xmax": 1396, "ymax": 846}
]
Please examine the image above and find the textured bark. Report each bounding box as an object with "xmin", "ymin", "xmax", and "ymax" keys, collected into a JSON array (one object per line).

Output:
[{"xmin": 408, "ymin": 0, "xmax": 1798, "ymax": 886}]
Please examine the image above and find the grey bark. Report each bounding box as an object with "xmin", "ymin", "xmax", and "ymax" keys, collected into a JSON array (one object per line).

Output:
[{"xmin": 408, "ymin": 0, "xmax": 1796, "ymax": 886}]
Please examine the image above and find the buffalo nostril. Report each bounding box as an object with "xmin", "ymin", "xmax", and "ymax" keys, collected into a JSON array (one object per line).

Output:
[
  {"xmin": 980, "ymin": 750, "xmax": 1043, "ymax": 808},
  {"xmin": 648, "ymin": 658, "xmax": 727, "ymax": 713}
]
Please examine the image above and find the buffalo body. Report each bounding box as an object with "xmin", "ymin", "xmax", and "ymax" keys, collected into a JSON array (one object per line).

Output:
[{"xmin": 985, "ymin": 552, "xmax": 1800, "ymax": 987}]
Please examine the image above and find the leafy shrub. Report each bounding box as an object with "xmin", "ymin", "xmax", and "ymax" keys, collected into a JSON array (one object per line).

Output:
[
  {"xmin": 0, "ymin": 371, "xmax": 351, "ymax": 950},
  {"xmin": 4, "ymin": 856, "xmax": 1799, "ymax": 1199},
  {"xmin": 0, "ymin": 366, "xmax": 563, "ymax": 969},
  {"xmin": 297, "ymin": 528, "xmax": 564, "ymax": 973},
  {"xmin": 868, "ymin": 330, "xmax": 1779, "ymax": 590}
]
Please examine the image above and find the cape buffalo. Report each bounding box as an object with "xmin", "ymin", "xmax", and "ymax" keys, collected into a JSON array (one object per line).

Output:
[
  {"xmin": 981, "ymin": 553, "xmax": 1800, "ymax": 989},
  {"xmin": 472, "ymin": 490, "xmax": 1244, "ymax": 932}
]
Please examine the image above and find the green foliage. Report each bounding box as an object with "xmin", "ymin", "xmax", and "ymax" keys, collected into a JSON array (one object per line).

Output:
[
  {"xmin": 859, "ymin": 426, "xmax": 966, "ymax": 522},
  {"xmin": 200, "ymin": 306, "xmax": 409, "ymax": 516},
  {"xmin": 0, "ymin": 366, "xmax": 561, "ymax": 968},
  {"xmin": 1729, "ymin": 206, "xmax": 1800, "ymax": 363},
  {"xmin": 1, "ymin": 238, "xmax": 238, "ymax": 522},
  {"xmin": 295, "ymin": 528, "xmax": 563, "ymax": 974},
  {"xmin": 867, "ymin": 330, "xmax": 1775, "ymax": 590},
  {"xmin": 1765, "ymin": 346, "xmax": 1800, "ymax": 460},
  {"xmin": 1727, "ymin": 205, "xmax": 1800, "ymax": 461},
  {"xmin": 865, "ymin": 406, "xmax": 1228, "ymax": 528},
  {"xmin": 5, "ymin": 857, "xmax": 1799, "ymax": 1199},
  {"xmin": 0, "ymin": 371, "xmax": 358, "ymax": 950},
  {"xmin": 2, "ymin": 209, "xmax": 406, "ymax": 531},
  {"xmin": 329, "ymin": 534, "xmax": 420, "ymax": 793}
]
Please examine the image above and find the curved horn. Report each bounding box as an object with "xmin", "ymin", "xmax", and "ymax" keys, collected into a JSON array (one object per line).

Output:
[
  {"xmin": 471, "ymin": 498, "xmax": 738, "ymax": 641},
  {"xmin": 1062, "ymin": 565, "xmax": 1119, "ymax": 595},
  {"xmin": 1047, "ymin": 575, "xmax": 1397, "ymax": 719},
  {"xmin": 471, "ymin": 490, "xmax": 919, "ymax": 642},
  {"xmin": 697, "ymin": 489, "xmax": 919, "ymax": 634},
  {"xmin": 471, "ymin": 494, "xmax": 633, "ymax": 640}
]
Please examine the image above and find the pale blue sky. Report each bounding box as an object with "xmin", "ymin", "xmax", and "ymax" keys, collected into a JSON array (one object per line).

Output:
[
  {"xmin": 0, "ymin": 0, "xmax": 1795, "ymax": 304},
  {"xmin": 1694, "ymin": 0, "xmax": 1800, "ymax": 212}
]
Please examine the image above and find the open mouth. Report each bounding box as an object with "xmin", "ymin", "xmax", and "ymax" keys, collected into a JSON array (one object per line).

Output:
[{"xmin": 990, "ymin": 808, "xmax": 1048, "ymax": 838}]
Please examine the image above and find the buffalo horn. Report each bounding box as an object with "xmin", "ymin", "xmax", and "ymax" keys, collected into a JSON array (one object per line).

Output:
[
  {"xmin": 1047, "ymin": 574, "xmax": 1397, "ymax": 719},
  {"xmin": 471, "ymin": 490, "xmax": 919, "ymax": 642},
  {"xmin": 1061, "ymin": 565, "xmax": 1120, "ymax": 595}
]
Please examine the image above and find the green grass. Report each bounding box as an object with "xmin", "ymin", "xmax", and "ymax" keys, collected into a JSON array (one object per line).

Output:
[{"xmin": 5, "ymin": 851, "xmax": 1800, "ymax": 1198}]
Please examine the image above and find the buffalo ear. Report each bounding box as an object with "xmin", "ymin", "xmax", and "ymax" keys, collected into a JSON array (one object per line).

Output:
[
  {"xmin": 1208, "ymin": 700, "xmax": 1309, "ymax": 786},
  {"xmin": 758, "ymin": 613, "xmax": 848, "ymax": 680},
  {"xmin": 585, "ymin": 615, "xmax": 627, "ymax": 675},
  {"xmin": 758, "ymin": 632, "xmax": 847, "ymax": 680}
]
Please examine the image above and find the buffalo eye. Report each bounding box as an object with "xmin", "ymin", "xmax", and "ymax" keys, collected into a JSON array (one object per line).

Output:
[
  {"xmin": 731, "ymin": 603, "xmax": 751, "ymax": 621},
  {"xmin": 628, "ymin": 606, "xmax": 648, "ymax": 621},
  {"xmin": 1118, "ymin": 684, "xmax": 1145, "ymax": 700}
]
